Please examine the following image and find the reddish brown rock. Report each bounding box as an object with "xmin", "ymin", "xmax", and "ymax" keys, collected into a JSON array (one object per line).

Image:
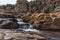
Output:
[{"xmin": 53, "ymin": 18, "xmax": 60, "ymax": 29}]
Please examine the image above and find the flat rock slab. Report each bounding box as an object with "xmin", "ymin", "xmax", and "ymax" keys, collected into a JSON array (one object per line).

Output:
[{"xmin": 0, "ymin": 29, "xmax": 45, "ymax": 40}]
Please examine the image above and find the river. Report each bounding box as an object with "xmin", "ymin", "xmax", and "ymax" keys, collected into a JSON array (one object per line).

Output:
[{"xmin": 0, "ymin": 18, "xmax": 60, "ymax": 40}]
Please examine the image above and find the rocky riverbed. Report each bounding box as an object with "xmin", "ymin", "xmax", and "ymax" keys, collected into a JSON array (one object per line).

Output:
[
  {"xmin": 0, "ymin": 29, "xmax": 60, "ymax": 40},
  {"xmin": 0, "ymin": 29, "xmax": 45, "ymax": 40},
  {"xmin": 0, "ymin": 14, "xmax": 60, "ymax": 40}
]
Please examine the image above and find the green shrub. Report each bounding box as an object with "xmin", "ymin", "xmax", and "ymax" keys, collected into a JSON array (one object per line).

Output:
[{"xmin": 44, "ymin": 6, "xmax": 52, "ymax": 13}]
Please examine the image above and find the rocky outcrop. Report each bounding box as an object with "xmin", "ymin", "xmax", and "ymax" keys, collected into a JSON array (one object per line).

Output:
[
  {"xmin": 0, "ymin": 22, "xmax": 19, "ymax": 29},
  {"xmin": 53, "ymin": 18, "xmax": 60, "ymax": 29},
  {"xmin": 37, "ymin": 13, "xmax": 60, "ymax": 29},
  {"xmin": 15, "ymin": 0, "xmax": 28, "ymax": 13},
  {"xmin": 15, "ymin": 0, "xmax": 60, "ymax": 13},
  {"xmin": 20, "ymin": 12, "xmax": 60, "ymax": 30}
]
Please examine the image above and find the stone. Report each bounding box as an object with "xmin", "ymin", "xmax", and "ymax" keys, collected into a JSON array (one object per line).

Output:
[
  {"xmin": 53, "ymin": 18, "xmax": 60, "ymax": 29},
  {"xmin": 0, "ymin": 33, "xmax": 4, "ymax": 39}
]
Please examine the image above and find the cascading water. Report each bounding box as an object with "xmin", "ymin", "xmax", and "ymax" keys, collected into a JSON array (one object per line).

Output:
[
  {"xmin": 0, "ymin": 18, "xmax": 55, "ymax": 34},
  {"xmin": 0, "ymin": 18, "xmax": 60, "ymax": 40},
  {"xmin": 17, "ymin": 21, "xmax": 44, "ymax": 34}
]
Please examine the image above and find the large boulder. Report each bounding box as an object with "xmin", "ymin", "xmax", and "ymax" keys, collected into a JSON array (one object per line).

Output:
[
  {"xmin": 32, "ymin": 13, "xmax": 60, "ymax": 30},
  {"xmin": 1, "ymin": 22, "xmax": 19, "ymax": 29},
  {"xmin": 53, "ymin": 18, "xmax": 60, "ymax": 29}
]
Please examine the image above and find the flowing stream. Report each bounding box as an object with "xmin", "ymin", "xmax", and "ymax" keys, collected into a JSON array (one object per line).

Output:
[{"xmin": 0, "ymin": 18, "xmax": 60, "ymax": 40}]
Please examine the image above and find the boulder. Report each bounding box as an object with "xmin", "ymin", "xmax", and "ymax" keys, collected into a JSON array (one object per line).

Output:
[
  {"xmin": 53, "ymin": 18, "xmax": 60, "ymax": 29},
  {"xmin": 1, "ymin": 22, "xmax": 19, "ymax": 29}
]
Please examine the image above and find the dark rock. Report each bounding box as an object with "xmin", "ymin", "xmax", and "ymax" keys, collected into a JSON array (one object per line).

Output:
[
  {"xmin": 0, "ymin": 14, "xmax": 16, "ymax": 18},
  {"xmin": 53, "ymin": 18, "xmax": 60, "ymax": 29},
  {"xmin": 1, "ymin": 22, "xmax": 19, "ymax": 29}
]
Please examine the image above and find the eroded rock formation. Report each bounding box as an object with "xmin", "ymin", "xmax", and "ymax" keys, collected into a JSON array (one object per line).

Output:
[{"xmin": 20, "ymin": 12, "xmax": 60, "ymax": 30}]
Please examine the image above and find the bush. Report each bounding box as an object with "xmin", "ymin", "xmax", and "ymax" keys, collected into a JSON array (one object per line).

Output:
[{"xmin": 44, "ymin": 6, "xmax": 52, "ymax": 13}]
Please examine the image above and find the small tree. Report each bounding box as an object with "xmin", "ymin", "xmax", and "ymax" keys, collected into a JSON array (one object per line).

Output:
[{"xmin": 44, "ymin": 6, "xmax": 52, "ymax": 13}]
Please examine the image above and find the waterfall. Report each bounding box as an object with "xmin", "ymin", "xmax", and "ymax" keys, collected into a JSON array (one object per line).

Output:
[{"xmin": 17, "ymin": 21, "xmax": 33, "ymax": 29}]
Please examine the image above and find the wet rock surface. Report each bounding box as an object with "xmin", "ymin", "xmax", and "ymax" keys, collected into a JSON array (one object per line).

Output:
[
  {"xmin": 0, "ymin": 29, "xmax": 60, "ymax": 40},
  {"xmin": 0, "ymin": 29, "xmax": 45, "ymax": 40}
]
